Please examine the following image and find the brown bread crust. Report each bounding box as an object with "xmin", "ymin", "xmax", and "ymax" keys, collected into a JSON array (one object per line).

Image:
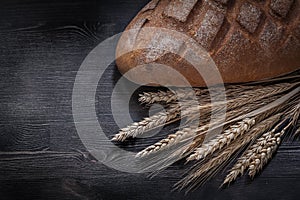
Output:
[{"xmin": 116, "ymin": 0, "xmax": 300, "ymax": 87}]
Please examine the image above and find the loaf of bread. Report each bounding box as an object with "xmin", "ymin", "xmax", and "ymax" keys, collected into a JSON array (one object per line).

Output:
[{"xmin": 116, "ymin": 0, "xmax": 300, "ymax": 86}]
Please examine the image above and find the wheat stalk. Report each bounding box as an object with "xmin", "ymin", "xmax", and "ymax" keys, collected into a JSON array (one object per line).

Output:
[
  {"xmin": 223, "ymin": 127, "xmax": 279, "ymax": 184},
  {"xmin": 294, "ymin": 111, "xmax": 300, "ymax": 136},
  {"xmin": 136, "ymin": 113, "xmax": 231, "ymax": 158},
  {"xmin": 136, "ymin": 106, "xmax": 244, "ymax": 158},
  {"xmin": 187, "ymin": 118, "xmax": 256, "ymax": 161},
  {"xmin": 248, "ymin": 104, "xmax": 300, "ymax": 178},
  {"xmin": 137, "ymin": 84, "xmax": 251, "ymax": 105},
  {"xmin": 248, "ymin": 130, "xmax": 283, "ymax": 178},
  {"xmin": 112, "ymin": 104, "xmax": 181, "ymax": 141},
  {"xmin": 188, "ymin": 92, "xmax": 286, "ymax": 156},
  {"xmin": 138, "ymin": 93, "xmax": 284, "ymax": 158},
  {"xmin": 185, "ymin": 83, "xmax": 295, "ymax": 125},
  {"xmin": 176, "ymin": 113, "xmax": 283, "ymax": 191},
  {"xmin": 135, "ymin": 82, "xmax": 294, "ymax": 141},
  {"xmin": 139, "ymin": 90, "xmax": 178, "ymax": 104},
  {"xmin": 226, "ymin": 83, "xmax": 294, "ymax": 109},
  {"xmin": 192, "ymin": 97, "xmax": 290, "ymax": 184},
  {"xmin": 138, "ymin": 88, "xmax": 211, "ymax": 104},
  {"xmin": 112, "ymin": 75, "xmax": 300, "ymax": 191},
  {"xmin": 295, "ymin": 120, "xmax": 300, "ymax": 136},
  {"xmin": 223, "ymin": 103, "xmax": 300, "ymax": 184},
  {"xmin": 142, "ymin": 85, "xmax": 297, "ymax": 162},
  {"xmin": 112, "ymin": 99, "xmax": 203, "ymax": 142},
  {"xmin": 134, "ymin": 82, "xmax": 297, "ymax": 145},
  {"xmin": 136, "ymin": 126, "xmax": 198, "ymax": 157},
  {"xmin": 138, "ymin": 83, "xmax": 295, "ymax": 106}
]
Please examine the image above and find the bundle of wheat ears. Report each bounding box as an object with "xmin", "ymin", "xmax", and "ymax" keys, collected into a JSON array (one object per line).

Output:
[{"xmin": 111, "ymin": 71, "xmax": 300, "ymax": 191}]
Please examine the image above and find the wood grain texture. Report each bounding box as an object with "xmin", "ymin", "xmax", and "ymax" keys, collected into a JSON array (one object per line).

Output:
[{"xmin": 0, "ymin": 0, "xmax": 299, "ymax": 199}]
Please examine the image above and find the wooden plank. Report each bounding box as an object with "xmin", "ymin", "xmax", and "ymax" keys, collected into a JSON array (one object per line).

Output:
[
  {"xmin": 0, "ymin": 148, "xmax": 299, "ymax": 180},
  {"xmin": 0, "ymin": 0, "xmax": 299, "ymax": 199}
]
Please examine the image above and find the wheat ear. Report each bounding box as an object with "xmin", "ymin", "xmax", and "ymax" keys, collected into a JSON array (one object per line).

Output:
[
  {"xmin": 138, "ymin": 90, "xmax": 177, "ymax": 104},
  {"xmin": 139, "ymin": 89, "xmax": 205, "ymax": 104},
  {"xmin": 137, "ymin": 84, "xmax": 253, "ymax": 105},
  {"xmin": 137, "ymin": 108, "xmax": 232, "ymax": 158},
  {"xmin": 187, "ymin": 118, "xmax": 256, "ymax": 161},
  {"xmin": 248, "ymin": 104, "xmax": 300, "ymax": 178},
  {"xmin": 186, "ymin": 93, "xmax": 285, "ymax": 157},
  {"xmin": 224, "ymin": 103, "xmax": 300, "ymax": 184},
  {"xmin": 136, "ymin": 102, "xmax": 247, "ymax": 158},
  {"xmin": 176, "ymin": 113, "xmax": 282, "ymax": 190},
  {"xmin": 136, "ymin": 109, "xmax": 238, "ymax": 158},
  {"xmin": 226, "ymin": 83, "xmax": 294, "ymax": 110},
  {"xmin": 186, "ymin": 83, "xmax": 294, "ymax": 125},
  {"xmin": 137, "ymin": 82, "xmax": 294, "ymax": 136},
  {"xmin": 112, "ymin": 105, "xmax": 180, "ymax": 141},
  {"xmin": 138, "ymin": 83, "xmax": 294, "ymax": 105},
  {"xmin": 136, "ymin": 126, "xmax": 199, "ymax": 157},
  {"xmin": 223, "ymin": 127, "xmax": 279, "ymax": 184},
  {"xmin": 248, "ymin": 130, "xmax": 284, "ymax": 178}
]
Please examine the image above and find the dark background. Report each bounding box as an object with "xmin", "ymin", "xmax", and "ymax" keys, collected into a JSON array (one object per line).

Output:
[{"xmin": 0, "ymin": 0, "xmax": 299, "ymax": 199}]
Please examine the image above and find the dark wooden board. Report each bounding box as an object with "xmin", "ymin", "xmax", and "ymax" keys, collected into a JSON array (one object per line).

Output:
[{"xmin": 0, "ymin": 0, "xmax": 299, "ymax": 199}]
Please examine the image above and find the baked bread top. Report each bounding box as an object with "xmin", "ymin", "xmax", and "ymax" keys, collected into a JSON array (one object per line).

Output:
[{"xmin": 116, "ymin": 0, "xmax": 300, "ymax": 86}]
